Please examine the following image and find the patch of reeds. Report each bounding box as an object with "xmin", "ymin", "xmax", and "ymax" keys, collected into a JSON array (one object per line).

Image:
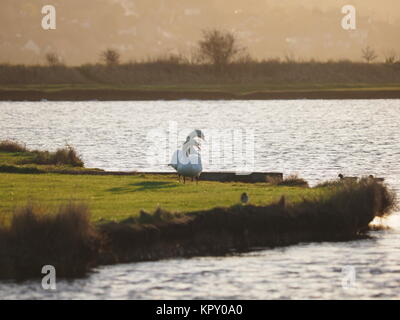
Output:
[
  {"xmin": 0, "ymin": 202, "xmax": 102, "ymax": 280},
  {"xmin": 0, "ymin": 140, "xmax": 26, "ymax": 153},
  {"xmin": 30, "ymin": 145, "xmax": 84, "ymax": 167},
  {"xmin": 314, "ymin": 179, "xmax": 343, "ymax": 188},
  {"xmin": 0, "ymin": 140, "xmax": 84, "ymax": 167},
  {"xmin": 269, "ymin": 174, "xmax": 309, "ymax": 187}
]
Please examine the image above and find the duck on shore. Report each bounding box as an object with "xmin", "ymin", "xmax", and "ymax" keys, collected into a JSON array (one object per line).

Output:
[
  {"xmin": 240, "ymin": 192, "xmax": 249, "ymax": 204},
  {"xmin": 369, "ymin": 175, "xmax": 385, "ymax": 183},
  {"xmin": 169, "ymin": 129, "xmax": 205, "ymax": 184},
  {"xmin": 338, "ymin": 173, "xmax": 358, "ymax": 182}
]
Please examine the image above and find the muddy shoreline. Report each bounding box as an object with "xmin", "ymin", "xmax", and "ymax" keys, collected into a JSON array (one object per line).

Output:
[{"xmin": 1, "ymin": 89, "xmax": 400, "ymax": 101}]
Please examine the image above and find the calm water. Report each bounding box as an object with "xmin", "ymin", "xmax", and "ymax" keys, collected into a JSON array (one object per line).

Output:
[{"xmin": 1, "ymin": 99, "xmax": 400, "ymax": 299}]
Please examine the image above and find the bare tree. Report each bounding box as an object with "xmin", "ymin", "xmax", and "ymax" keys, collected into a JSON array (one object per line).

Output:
[
  {"xmin": 284, "ymin": 51, "xmax": 296, "ymax": 63},
  {"xmin": 384, "ymin": 50, "xmax": 397, "ymax": 64},
  {"xmin": 100, "ymin": 49, "xmax": 121, "ymax": 66},
  {"xmin": 45, "ymin": 52, "xmax": 62, "ymax": 66},
  {"xmin": 361, "ymin": 46, "xmax": 378, "ymax": 63},
  {"xmin": 197, "ymin": 29, "xmax": 244, "ymax": 70}
]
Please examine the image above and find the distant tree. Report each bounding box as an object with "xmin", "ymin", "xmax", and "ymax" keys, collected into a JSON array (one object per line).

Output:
[
  {"xmin": 284, "ymin": 51, "xmax": 296, "ymax": 63},
  {"xmin": 197, "ymin": 29, "xmax": 244, "ymax": 70},
  {"xmin": 100, "ymin": 49, "xmax": 121, "ymax": 66},
  {"xmin": 384, "ymin": 50, "xmax": 397, "ymax": 64},
  {"xmin": 45, "ymin": 52, "xmax": 62, "ymax": 66},
  {"xmin": 361, "ymin": 46, "xmax": 378, "ymax": 63}
]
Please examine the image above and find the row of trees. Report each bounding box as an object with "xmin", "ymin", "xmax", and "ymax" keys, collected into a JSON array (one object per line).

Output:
[
  {"xmin": 44, "ymin": 29, "xmax": 243, "ymax": 68},
  {"xmin": 44, "ymin": 29, "xmax": 400, "ymax": 67}
]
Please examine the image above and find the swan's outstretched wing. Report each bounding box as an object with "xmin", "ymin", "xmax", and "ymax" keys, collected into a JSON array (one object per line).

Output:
[{"xmin": 168, "ymin": 150, "xmax": 179, "ymax": 170}]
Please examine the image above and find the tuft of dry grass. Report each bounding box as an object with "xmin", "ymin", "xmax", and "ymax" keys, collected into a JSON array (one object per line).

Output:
[
  {"xmin": 31, "ymin": 145, "xmax": 84, "ymax": 167},
  {"xmin": 0, "ymin": 202, "xmax": 102, "ymax": 280},
  {"xmin": 0, "ymin": 140, "xmax": 26, "ymax": 153},
  {"xmin": 0, "ymin": 140, "xmax": 85, "ymax": 167},
  {"xmin": 314, "ymin": 179, "xmax": 343, "ymax": 188},
  {"xmin": 269, "ymin": 174, "xmax": 309, "ymax": 187}
]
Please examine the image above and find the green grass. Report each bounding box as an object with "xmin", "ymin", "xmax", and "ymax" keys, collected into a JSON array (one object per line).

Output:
[
  {"xmin": 0, "ymin": 149, "xmax": 99, "ymax": 173},
  {"xmin": 0, "ymin": 172, "xmax": 324, "ymax": 222},
  {"xmin": 0, "ymin": 151, "xmax": 32, "ymax": 166},
  {"xmin": 0, "ymin": 149, "xmax": 339, "ymax": 223}
]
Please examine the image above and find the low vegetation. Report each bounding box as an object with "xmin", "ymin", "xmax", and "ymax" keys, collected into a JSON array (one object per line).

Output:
[
  {"xmin": 28, "ymin": 145, "xmax": 84, "ymax": 167},
  {"xmin": 0, "ymin": 140, "xmax": 84, "ymax": 169},
  {"xmin": 0, "ymin": 140, "xmax": 27, "ymax": 153},
  {"xmin": 268, "ymin": 174, "xmax": 309, "ymax": 187},
  {"xmin": 0, "ymin": 202, "xmax": 102, "ymax": 280},
  {"xmin": 1, "ymin": 60, "xmax": 400, "ymax": 89}
]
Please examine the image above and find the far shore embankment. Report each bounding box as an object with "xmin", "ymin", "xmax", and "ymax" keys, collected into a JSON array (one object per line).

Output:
[{"xmin": 1, "ymin": 88, "xmax": 400, "ymax": 101}]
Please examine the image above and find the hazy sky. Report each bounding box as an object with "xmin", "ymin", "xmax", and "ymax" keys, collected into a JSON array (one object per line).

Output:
[{"xmin": 1, "ymin": 0, "xmax": 400, "ymax": 64}]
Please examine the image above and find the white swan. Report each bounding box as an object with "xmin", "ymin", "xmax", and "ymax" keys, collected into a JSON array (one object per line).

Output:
[{"xmin": 169, "ymin": 129, "xmax": 205, "ymax": 183}]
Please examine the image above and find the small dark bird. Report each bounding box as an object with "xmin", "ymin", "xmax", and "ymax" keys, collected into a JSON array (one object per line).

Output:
[
  {"xmin": 240, "ymin": 192, "xmax": 249, "ymax": 204},
  {"xmin": 369, "ymin": 175, "xmax": 385, "ymax": 183},
  {"xmin": 338, "ymin": 173, "xmax": 358, "ymax": 182}
]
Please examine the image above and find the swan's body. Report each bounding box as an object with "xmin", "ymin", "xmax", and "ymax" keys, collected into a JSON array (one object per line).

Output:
[
  {"xmin": 169, "ymin": 130, "xmax": 205, "ymax": 183},
  {"xmin": 170, "ymin": 150, "xmax": 202, "ymax": 177}
]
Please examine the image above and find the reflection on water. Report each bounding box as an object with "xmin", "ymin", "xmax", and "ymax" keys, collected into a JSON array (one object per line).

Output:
[{"xmin": 0, "ymin": 99, "xmax": 400, "ymax": 299}]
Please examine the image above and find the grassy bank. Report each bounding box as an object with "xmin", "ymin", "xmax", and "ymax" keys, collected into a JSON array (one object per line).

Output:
[
  {"xmin": 0, "ymin": 178, "xmax": 396, "ymax": 280},
  {"xmin": 2, "ymin": 86, "xmax": 400, "ymax": 101},
  {"xmin": 0, "ymin": 141, "xmax": 103, "ymax": 175},
  {"xmin": 2, "ymin": 83, "xmax": 400, "ymax": 101},
  {"xmin": 2, "ymin": 61, "xmax": 400, "ymax": 86},
  {"xmin": 0, "ymin": 172, "xmax": 321, "ymax": 222},
  {"xmin": 3, "ymin": 82, "xmax": 400, "ymax": 94},
  {"xmin": 0, "ymin": 144, "xmax": 317, "ymax": 220},
  {"xmin": 0, "ymin": 143, "xmax": 397, "ymax": 280},
  {"xmin": 1, "ymin": 61, "xmax": 400, "ymax": 100}
]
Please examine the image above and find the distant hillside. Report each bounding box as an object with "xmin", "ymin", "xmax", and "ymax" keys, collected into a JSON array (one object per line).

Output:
[{"xmin": 1, "ymin": 0, "xmax": 400, "ymax": 65}]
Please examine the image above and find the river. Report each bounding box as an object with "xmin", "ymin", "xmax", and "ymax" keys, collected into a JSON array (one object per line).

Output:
[{"xmin": 1, "ymin": 99, "xmax": 399, "ymax": 299}]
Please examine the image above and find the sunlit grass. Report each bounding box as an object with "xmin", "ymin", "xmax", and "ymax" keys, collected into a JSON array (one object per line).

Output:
[{"xmin": 0, "ymin": 172, "xmax": 325, "ymax": 222}]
